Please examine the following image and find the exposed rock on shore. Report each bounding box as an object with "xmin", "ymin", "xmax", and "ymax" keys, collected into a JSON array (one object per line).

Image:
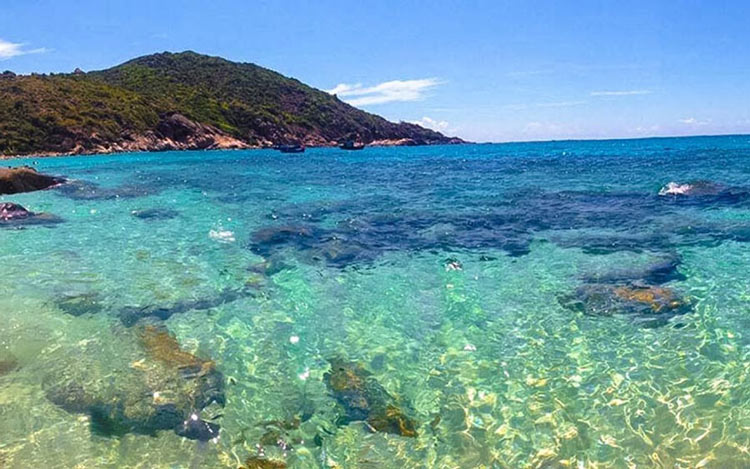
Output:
[
  {"xmin": 85, "ymin": 113, "xmax": 253, "ymax": 155},
  {"xmin": 0, "ymin": 167, "xmax": 63, "ymax": 194},
  {"xmin": 370, "ymin": 136, "xmax": 464, "ymax": 146}
]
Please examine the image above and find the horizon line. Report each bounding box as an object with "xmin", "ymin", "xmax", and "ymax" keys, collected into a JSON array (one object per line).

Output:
[{"xmin": 478, "ymin": 131, "xmax": 750, "ymax": 145}]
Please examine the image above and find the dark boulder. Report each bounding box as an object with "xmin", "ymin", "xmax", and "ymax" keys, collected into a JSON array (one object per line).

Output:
[{"xmin": 0, "ymin": 167, "xmax": 63, "ymax": 194}]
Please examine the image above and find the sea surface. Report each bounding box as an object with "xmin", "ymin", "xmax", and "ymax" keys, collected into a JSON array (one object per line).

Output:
[{"xmin": 2, "ymin": 136, "xmax": 750, "ymax": 468}]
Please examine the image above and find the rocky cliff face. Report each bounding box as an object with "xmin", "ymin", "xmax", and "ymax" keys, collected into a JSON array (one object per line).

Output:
[
  {"xmin": 79, "ymin": 113, "xmax": 253, "ymax": 155},
  {"xmin": 0, "ymin": 51, "xmax": 463, "ymax": 157}
]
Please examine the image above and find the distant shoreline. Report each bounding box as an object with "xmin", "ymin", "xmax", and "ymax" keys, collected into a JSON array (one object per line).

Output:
[
  {"xmin": 1, "ymin": 140, "xmax": 467, "ymax": 161},
  {"xmin": 484, "ymin": 132, "xmax": 750, "ymax": 145}
]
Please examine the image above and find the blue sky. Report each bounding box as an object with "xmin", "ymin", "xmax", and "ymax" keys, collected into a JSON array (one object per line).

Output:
[{"xmin": 1, "ymin": 0, "xmax": 749, "ymax": 142}]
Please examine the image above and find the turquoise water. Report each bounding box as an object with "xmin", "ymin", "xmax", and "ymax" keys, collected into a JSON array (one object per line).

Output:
[{"xmin": 2, "ymin": 136, "xmax": 750, "ymax": 468}]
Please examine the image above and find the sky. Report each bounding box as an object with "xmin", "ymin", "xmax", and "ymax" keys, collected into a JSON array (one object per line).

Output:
[{"xmin": 1, "ymin": 0, "xmax": 749, "ymax": 142}]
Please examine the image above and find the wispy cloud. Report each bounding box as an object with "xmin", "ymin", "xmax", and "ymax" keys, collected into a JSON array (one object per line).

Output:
[
  {"xmin": 0, "ymin": 38, "xmax": 47, "ymax": 60},
  {"xmin": 410, "ymin": 116, "xmax": 450, "ymax": 131},
  {"xmin": 590, "ymin": 90, "xmax": 652, "ymax": 96},
  {"xmin": 536, "ymin": 100, "xmax": 587, "ymax": 108},
  {"xmin": 502, "ymin": 100, "xmax": 586, "ymax": 111},
  {"xmin": 505, "ymin": 69, "xmax": 550, "ymax": 79},
  {"xmin": 328, "ymin": 78, "xmax": 442, "ymax": 106},
  {"xmin": 506, "ymin": 63, "xmax": 646, "ymax": 80},
  {"xmin": 679, "ymin": 117, "xmax": 710, "ymax": 126}
]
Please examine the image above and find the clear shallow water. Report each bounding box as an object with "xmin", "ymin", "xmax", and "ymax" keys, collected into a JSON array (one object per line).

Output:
[{"xmin": 1, "ymin": 136, "xmax": 750, "ymax": 468}]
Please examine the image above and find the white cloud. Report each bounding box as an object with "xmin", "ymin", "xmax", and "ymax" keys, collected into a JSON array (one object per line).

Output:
[
  {"xmin": 328, "ymin": 83, "xmax": 362, "ymax": 95},
  {"xmin": 328, "ymin": 78, "xmax": 442, "ymax": 106},
  {"xmin": 410, "ymin": 116, "xmax": 450, "ymax": 131},
  {"xmin": 0, "ymin": 39, "xmax": 47, "ymax": 60},
  {"xmin": 590, "ymin": 90, "xmax": 652, "ymax": 96}
]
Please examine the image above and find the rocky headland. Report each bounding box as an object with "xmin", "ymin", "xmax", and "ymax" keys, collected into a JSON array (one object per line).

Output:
[{"xmin": 0, "ymin": 51, "xmax": 463, "ymax": 158}]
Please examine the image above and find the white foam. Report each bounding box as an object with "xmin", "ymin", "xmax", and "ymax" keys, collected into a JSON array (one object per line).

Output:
[
  {"xmin": 209, "ymin": 229, "xmax": 235, "ymax": 243},
  {"xmin": 658, "ymin": 182, "xmax": 692, "ymax": 196}
]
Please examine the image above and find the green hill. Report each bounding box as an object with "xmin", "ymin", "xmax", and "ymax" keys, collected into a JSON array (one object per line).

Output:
[{"xmin": 0, "ymin": 51, "xmax": 461, "ymax": 156}]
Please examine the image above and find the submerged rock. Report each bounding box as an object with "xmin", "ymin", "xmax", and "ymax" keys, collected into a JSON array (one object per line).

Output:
[
  {"xmin": 0, "ymin": 202, "xmax": 63, "ymax": 227},
  {"xmin": 248, "ymin": 219, "xmax": 529, "ymax": 269},
  {"xmin": 324, "ymin": 358, "xmax": 418, "ymax": 437},
  {"xmin": 560, "ymin": 283, "xmax": 691, "ymax": 327},
  {"xmin": 241, "ymin": 457, "xmax": 287, "ymax": 469},
  {"xmin": 55, "ymin": 292, "xmax": 104, "ymax": 316},
  {"xmin": 43, "ymin": 325, "xmax": 225, "ymax": 441},
  {"xmin": 251, "ymin": 225, "xmax": 318, "ymax": 248},
  {"xmin": 0, "ymin": 353, "xmax": 19, "ymax": 376},
  {"xmin": 251, "ymin": 181, "xmax": 750, "ymax": 268},
  {"xmin": 0, "ymin": 166, "xmax": 63, "ymax": 194},
  {"xmin": 174, "ymin": 414, "xmax": 221, "ymax": 441},
  {"xmin": 583, "ymin": 253, "xmax": 686, "ymax": 285},
  {"xmin": 117, "ymin": 288, "xmax": 248, "ymax": 327},
  {"xmin": 248, "ymin": 256, "xmax": 289, "ymax": 277},
  {"xmin": 131, "ymin": 208, "xmax": 179, "ymax": 220},
  {"xmin": 138, "ymin": 325, "xmax": 225, "ymax": 408},
  {"xmin": 56, "ymin": 179, "xmax": 159, "ymax": 200}
]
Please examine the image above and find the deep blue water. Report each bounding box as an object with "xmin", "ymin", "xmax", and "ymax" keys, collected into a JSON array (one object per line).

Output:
[{"xmin": 1, "ymin": 135, "xmax": 750, "ymax": 468}]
